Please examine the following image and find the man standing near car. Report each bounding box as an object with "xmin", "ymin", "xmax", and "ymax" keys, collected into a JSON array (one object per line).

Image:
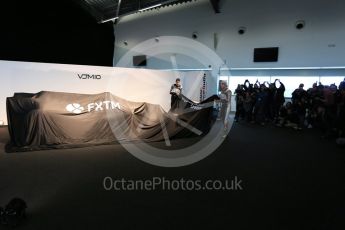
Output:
[{"xmin": 170, "ymin": 78, "xmax": 183, "ymax": 112}]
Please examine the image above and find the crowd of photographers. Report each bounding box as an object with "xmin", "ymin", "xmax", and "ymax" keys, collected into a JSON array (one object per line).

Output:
[{"xmin": 234, "ymin": 78, "xmax": 345, "ymax": 141}]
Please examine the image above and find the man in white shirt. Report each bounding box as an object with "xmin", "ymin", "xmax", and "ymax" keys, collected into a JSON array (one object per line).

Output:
[{"xmin": 219, "ymin": 81, "xmax": 232, "ymax": 136}]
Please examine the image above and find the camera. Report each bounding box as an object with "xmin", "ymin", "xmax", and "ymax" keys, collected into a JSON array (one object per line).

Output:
[{"xmin": 0, "ymin": 198, "xmax": 27, "ymax": 227}]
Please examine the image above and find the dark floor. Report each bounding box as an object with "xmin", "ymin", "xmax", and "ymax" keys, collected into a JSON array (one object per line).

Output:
[{"xmin": 0, "ymin": 122, "xmax": 344, "ymax": 230}]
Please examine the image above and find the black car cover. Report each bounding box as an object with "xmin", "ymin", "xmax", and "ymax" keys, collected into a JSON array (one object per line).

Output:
[{"xmin": 6, "ymin": 91, "xmax": 218, "ymax": 152}]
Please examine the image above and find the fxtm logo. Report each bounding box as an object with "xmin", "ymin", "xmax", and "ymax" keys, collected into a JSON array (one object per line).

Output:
[
  {"xmin": 78, "ymin": 74, "xmax": 102, "ymax": 80},
  {"xmin": 66, "ymin": 101, "xmax": 121, "ymax": 114},
  {"xmin": 190, "ymin": 105, "xmax": 202, "ymax": 110}
]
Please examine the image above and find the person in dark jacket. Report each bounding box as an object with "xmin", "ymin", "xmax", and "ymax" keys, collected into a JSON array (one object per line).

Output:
[
  {"xmin": 273, "ymin": 79, "xmax": 285, "ymax": 122},
  {"xmin": 292, "ymin": 83, "xmax": 308, "ymax": 129},
  {"xmin": 170, "ymin": 78, "xmax": 183, "ymax": 112},
  {"xmin": 234, "ymin": 84, "xmax": 244, "ymax": 122}
]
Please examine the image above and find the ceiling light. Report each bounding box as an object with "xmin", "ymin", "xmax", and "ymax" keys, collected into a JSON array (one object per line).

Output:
[
  {"xmin": 192, "ymin": 32, "xmax": 198, "ymax": 39},
  {"xmin": 139, "ymin": 4, "xmax": 162, "ymax": 12},
  {"xmin": 238, "ymin": 26, "xmax": 247, "ymax": 35},
  {"xmin": 220, "ymin": 66, "xmax": 345, "ymax": 70},
  {"xmin": 295, "ymin": 20, "xmax": 305, "ymax": 30},
  {"xmin": 100, "ymin": 17, "xmax": 119, "ymax": 23}
]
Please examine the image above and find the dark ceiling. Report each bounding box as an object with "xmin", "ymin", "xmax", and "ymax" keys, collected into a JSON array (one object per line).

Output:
[
  {"xmin": 0, "ymin": 0, "xmax": 115, "ymax": 66},
  {"xmin": 75, "ymin": 0, "xmax": 196, "ymax": 23},
  {"xmin": 0, "ymin": 0, "xmax": 219, "ymax": 66}
]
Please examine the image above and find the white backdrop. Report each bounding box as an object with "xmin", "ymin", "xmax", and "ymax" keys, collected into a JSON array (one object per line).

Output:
[{"xmin": 0, "ymin": 60, "xmax": 215, "ymax": 125}]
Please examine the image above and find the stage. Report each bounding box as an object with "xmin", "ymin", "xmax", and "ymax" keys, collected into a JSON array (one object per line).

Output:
[{"xmin": 0, "ymin": 122, "xmax": 344, "ymax": 229}]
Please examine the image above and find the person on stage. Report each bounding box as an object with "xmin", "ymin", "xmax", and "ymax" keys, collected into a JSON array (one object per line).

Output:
[
  {"xmin": 219, "ymin": 81, "xmax": 232, "ymax": 136},
  {"xmin": 170, "ymin": 78, "xmax": 183, "ymax": 112}
]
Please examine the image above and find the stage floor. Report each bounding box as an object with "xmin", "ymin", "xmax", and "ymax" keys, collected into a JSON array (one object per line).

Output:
[{"xmin": 0, "ymin": 122, "xmax": 344, "ymax": 229}]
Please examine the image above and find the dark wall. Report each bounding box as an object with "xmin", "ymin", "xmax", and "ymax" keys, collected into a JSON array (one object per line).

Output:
[{"xmin": 0, "ymin": 0, "xmax": 114, "ymax": 66}]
